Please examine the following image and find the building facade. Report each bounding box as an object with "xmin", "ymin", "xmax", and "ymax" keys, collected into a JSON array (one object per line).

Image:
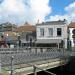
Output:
[
  {"xmin": 0, "ymin": 22, "xmax": 17, "ymax": 32},
  {"xmin": 16, "ymin": 23, "xmax": 36, "ymax": 47},
  {"xmin": 36, "ymin": 20, "xmax": 68, "ymax": 49},
  {"xmin": 68, "ymin": 22, "xmax": 75, "ymax": 48},
  {"xmin": 0, "ymin": 22, "xmax": 17, "ymax": 47}
]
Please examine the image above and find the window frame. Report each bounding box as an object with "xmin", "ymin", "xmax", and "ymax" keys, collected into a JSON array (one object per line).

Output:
[
  {"xmin": 48, "ymin": 28, "xmax": 53, "ymax": 37},
  {"xmin": 57, "ymin": 28, "xmax": 62, "ymax": 36},
  {"xmin": 40, "ymin": 28, "xmax": 44, "ymax": 37}
]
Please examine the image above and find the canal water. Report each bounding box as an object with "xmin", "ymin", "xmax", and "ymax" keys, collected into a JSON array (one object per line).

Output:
[{"xmin": 29, "ymin": 64, "xmax": 75, "ymax": 75}]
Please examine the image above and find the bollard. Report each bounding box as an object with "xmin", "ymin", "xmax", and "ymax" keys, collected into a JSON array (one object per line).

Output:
[
  {"xmin": 10, "ymin": 56, "xmax": 14, "ymax": 75},
  {"xmin": 33, "ymin": 65, "xmax": 37, "ymax": 75}
]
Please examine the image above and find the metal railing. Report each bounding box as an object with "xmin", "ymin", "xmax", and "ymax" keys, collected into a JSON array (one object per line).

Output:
[
  {"xmin": 0, "ymin": 47, "xmax": 62, "ymax": 53},
  {"xmin": 0, "ymin": 47, "xmax": 70, "ymax": 75},
  {"xmin": 0, "ymin": 47, "xmax": 68, "ymax": 66}
]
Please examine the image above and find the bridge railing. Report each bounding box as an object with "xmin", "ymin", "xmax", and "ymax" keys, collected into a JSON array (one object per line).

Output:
[
  {"xmin": 0, "ymin": 47, "xmax": 62, "ymax": 53},
  {"xmin": 0, "ymin": 47, "xmax": 68, "ymax": 66}
]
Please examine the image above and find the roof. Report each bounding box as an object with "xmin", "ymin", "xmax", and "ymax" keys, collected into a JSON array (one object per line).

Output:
[
  {"xmin": 36, "ymin": 20, "xmax": 66, "ymax": 26},
  {"xmin": 68, "ymin": 22, "xmax": 75, "ymax": 28},
  {"xmin": 0, "ymin": 22, "xmax": 17, "ymax": 27},
  {"xmin": 36, "ymin": 39, "xmax": 62, "ymax": 44},
  {"xmin": 16, "ymin": 23, "xmax": 36, "ymax": 32}
]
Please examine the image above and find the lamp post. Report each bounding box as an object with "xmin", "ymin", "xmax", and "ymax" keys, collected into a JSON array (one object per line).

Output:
[
  {"xmin": 10, "ymin": 56, "xmax": 14, "ymax": 75},
  {"xmin": 17, "ymin": 35, "xmax": 21, "ymax": 48},
  {"xmin": 29, "ymin": 38, "xmax": 32, "ymax": 52},
  {"xmin": 30, "ymin": 38, "xmax": 32, "ymax": 47}
]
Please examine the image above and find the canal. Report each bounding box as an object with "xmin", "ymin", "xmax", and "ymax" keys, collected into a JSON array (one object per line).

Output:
[
  {"xmin": 29, "ymin": 64, "xmax": 75, "ymax": 75},
  {"xmin": 29, "ymin": 56, "xmax": 75, "ymax": 75}
]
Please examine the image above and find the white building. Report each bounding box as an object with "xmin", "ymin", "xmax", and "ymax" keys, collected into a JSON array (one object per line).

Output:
[
  {"xmin": 36, "ymin": 20, "xmax": 68, "ymax": 49},
  {"xmin": 68, "ymin": 22, "xmax": 75, "ymax": 48}
]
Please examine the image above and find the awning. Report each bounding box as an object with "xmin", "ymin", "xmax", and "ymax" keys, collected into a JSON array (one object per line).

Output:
[
  {"xmin": 21, "ymin": 39, "xmax": 27, "ymax": 43},
  {"xmin": 21, "ymin": 39, "xmax": 35, "ymax": 43},
  {"xmin": 36, "ymin": 39, "xmax": 62, "ymax": 44}
]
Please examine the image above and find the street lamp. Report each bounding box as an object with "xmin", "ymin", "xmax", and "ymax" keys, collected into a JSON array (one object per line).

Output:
[{"xmin": 10, "ymin": 56, "xmax": 14, "ymax": 75}]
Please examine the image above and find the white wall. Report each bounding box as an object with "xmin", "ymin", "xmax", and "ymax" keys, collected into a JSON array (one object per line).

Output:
[
  {"xmin": 36, "ymin": 24, "xmax": 68, "ymax": 49},
  {"xmin": 69, "ymin": 28, "xmax": 75, "ymax": 47},
  {"xmin": 36, "ymin": 24, "xmax": 68, "ymax": 40}
]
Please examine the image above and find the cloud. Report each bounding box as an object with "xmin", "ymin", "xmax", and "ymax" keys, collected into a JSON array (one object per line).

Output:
[
  {"xmin": 0, "ymin": 0, "xmax": 51, "ymax": 25},
  {"xmin": 48, "ymin": 2, "xmax": 75, "ymax": 23},
  {"xmin": 65, "ymin": 2, "xmax": 75, "ymax": 13}
]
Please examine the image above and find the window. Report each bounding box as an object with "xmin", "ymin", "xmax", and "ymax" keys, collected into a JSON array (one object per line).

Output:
[
  {"xmin": 57, "ymin": 28, "xmax": 62, "ymax": 36},
  {"xmin": 40, "ymin": 28, "xmax": 44, "ymax": 37},
  {"xmin": 48, "ymin": 28, "xmax": 53, "ymax": 36}
]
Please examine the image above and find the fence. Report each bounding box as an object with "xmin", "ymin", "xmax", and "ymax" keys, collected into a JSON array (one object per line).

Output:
[
  {"xmin": 0, "ymin": 47, "xmax": 67, "ymax": 66},
  {"xmin": 0, "ymin": 47, "xmax": 70, "ymax": 75}
]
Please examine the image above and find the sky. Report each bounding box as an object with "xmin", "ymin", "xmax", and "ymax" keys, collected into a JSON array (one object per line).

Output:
[{"xmin": 0, "ymin": 0, "xmax": 75, "ymax": 25}]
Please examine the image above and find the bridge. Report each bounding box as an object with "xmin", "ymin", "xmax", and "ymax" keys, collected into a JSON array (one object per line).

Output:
[{"xmin": 0, "ymin": 47, "xmax": 71, "ymax": 75}]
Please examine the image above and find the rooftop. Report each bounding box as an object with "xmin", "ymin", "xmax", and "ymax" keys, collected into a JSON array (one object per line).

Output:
[
  {"xmin": 36, "ymin": 20, "xmax": 66, "ymax": 26},
  {"xmin": 0, "ymin": 22, "xmax": 17, "ymax": 27},
  {"xmin": 68, "ymin": 22, "xmax": 75, "ymax": 28},
  {"xmin": 16, "ymin": 23, "xmax": 36, "ymax": 32}
]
